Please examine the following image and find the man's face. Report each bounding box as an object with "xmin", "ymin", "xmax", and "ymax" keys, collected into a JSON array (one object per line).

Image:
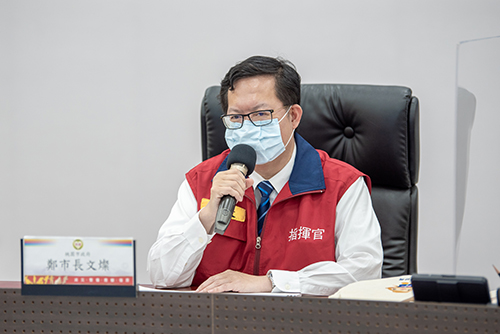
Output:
[{"xmin": 226, "ymin": 75, "xmax": 294, "ymax": 147}]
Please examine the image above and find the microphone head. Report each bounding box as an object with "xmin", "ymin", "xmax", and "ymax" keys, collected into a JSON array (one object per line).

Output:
[{"xmin": 226, "ymin": 144, "xmax": 257, "ymax": 175}]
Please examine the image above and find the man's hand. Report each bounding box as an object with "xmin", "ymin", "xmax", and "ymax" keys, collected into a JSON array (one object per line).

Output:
[
  {"xmin": 199, "ymin": 169, "xmax": 253, "ymax": 233},
  {"xmin": 195, "ymin": 269, "xmax": 272, "ymax": 293}
]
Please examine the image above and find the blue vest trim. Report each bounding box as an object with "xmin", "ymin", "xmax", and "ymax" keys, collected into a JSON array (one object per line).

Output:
[{"xmin": 288, "ymin": 134, "xmax": 326, "ymax": 195}]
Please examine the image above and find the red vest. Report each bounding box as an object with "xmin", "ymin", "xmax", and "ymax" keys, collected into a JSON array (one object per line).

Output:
[{"xmin": 186, "ymin": 135, "xmax": 370, "ymax": 286}]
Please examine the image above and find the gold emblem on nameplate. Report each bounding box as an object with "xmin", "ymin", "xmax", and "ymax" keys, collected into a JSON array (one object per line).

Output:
[{"xmin": 73, "ymin": 239, "xmax": 84, "ymax": 250}]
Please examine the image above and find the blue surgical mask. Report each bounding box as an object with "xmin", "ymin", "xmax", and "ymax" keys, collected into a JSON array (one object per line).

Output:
[{"xmin": 225, "ymin": 106, "xmax": 294, "ymax": 165}]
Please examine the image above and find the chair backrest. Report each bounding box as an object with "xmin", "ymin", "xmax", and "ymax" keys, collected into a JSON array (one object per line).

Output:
[{"xmin": 200, "ymin": 84, "xmax": 419, "ymax": 277}]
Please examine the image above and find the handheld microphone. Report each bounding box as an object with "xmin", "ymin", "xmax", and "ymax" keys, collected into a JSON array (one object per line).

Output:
[{"xmin": 214, "ymin": 144, "xmax": 256, "ymax": 235}]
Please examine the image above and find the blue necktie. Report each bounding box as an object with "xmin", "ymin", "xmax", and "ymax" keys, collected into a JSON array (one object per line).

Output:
[{"xmin": 257, "ymin": 181, "xmax": 274, "ymax": 235}]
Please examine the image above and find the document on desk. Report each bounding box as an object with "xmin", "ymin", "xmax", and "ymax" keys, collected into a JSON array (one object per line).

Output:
[
  {"xmin": 138, "ymin": 284, "xmax": 301, "ymax": 297},
  {"xmin": 329, "ymin": 275, "xmax": 413, "ymax": 302}
]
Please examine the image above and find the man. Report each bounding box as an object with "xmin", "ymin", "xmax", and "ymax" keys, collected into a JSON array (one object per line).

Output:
[{"xmin": 148, "ymin": 56, "xmax": 383, "ymax": 295}]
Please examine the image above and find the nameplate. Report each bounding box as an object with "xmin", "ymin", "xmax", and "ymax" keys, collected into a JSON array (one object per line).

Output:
[{"xmin": 21, "ymin": 236, "xmax": 136, "ymax": 297}]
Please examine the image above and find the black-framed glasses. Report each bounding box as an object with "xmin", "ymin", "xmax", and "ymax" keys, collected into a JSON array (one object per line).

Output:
[{"xmin": 221, "ymin": 110, "xmax": 275, "ymax": 130}]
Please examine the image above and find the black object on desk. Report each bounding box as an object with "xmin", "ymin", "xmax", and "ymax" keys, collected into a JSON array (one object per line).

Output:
[{"xmin": 412, "ymin": 274, "xmax": 491, "ymax": 304}]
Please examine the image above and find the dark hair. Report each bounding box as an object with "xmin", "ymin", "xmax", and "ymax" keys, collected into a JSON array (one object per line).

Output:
[{"xmin": 219, "ymin": 56, "xmax": 301, "ymax": 113}]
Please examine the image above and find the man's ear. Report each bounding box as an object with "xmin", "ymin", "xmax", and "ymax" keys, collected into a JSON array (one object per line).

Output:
[{"xmin": 290, "ymin": 104, "xmax": 303, "ymax": 129}]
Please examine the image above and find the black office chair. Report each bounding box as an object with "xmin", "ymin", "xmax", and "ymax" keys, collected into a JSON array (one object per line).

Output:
[{"xmin": 200, "ymin": 84, "xmax": 419, "ymax": 277}]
